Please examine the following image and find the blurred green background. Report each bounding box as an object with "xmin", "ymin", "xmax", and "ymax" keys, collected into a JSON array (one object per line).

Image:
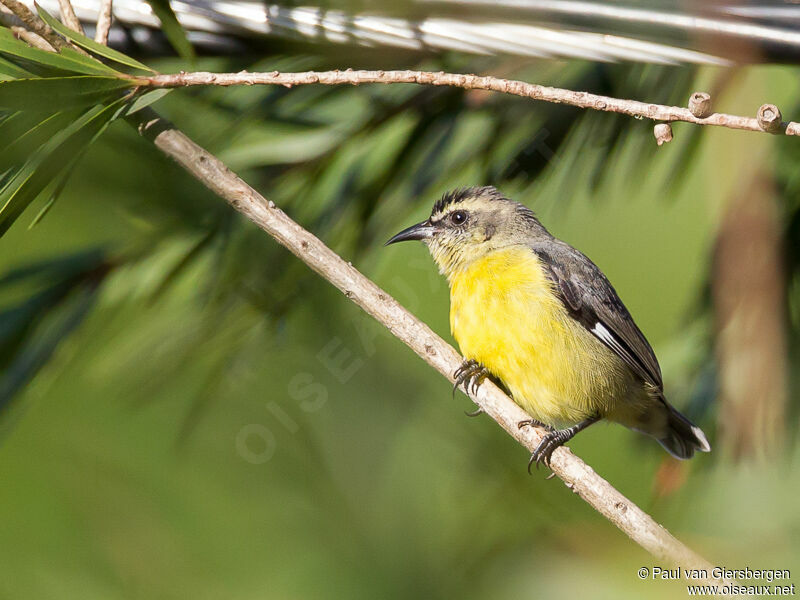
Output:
[{"xmin": 1, "ymin": 22, "xmax": 799, "ymax": 600}]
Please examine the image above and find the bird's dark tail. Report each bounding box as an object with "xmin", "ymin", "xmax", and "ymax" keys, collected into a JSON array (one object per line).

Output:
[{"xmin": 657, "ymin": 405, "xmax": 711, "ymax": 460}]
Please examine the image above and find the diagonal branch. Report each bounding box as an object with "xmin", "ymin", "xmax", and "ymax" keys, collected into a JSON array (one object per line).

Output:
[
  {"xmin": 135, "ymin": 69, "xmax": 800, "ymax": 138},
  {"xmin": 132, "ymin": 107, "xmax": 728, "ymax": 587}
]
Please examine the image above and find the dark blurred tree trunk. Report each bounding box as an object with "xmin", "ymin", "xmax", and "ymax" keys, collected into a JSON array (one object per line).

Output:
[{"xmin": 712, "ymin": 172, "xmax": 787, "ymax": 461}]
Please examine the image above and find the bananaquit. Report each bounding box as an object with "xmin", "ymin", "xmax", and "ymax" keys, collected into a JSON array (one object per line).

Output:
[{"xmin": 386, "ymin": 186, "xmax": 710, "ymax": 469}]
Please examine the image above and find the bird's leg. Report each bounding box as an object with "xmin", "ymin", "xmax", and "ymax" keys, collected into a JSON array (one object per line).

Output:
[
  {"xmin": 453, "ymin": 359, "xmax": 490, "ymax": 397},
  {"xmin": 527, "ymin": 415, "xmax": 601, "ymax": 473}
]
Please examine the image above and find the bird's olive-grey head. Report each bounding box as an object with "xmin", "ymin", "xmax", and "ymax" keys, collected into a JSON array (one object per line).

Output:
[{"xmin": 386, "ymin": 186, "xmax": 550, "ymax": 278}]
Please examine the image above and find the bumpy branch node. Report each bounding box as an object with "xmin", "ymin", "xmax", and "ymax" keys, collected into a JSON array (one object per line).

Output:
[
  {"xmin": 654, "ymin": 123, "xmax": 673, "ymax": 145},
  {"xmin": 688, "ymin": 92, "xmax": 713, "ymax": 118},
  {"xmin": 757, "ymin": 104, "xmax": 783, "ymax": 133}
]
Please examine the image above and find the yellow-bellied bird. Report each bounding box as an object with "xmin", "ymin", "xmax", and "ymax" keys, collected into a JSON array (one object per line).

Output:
[{"xmin": 386, "ymin": 187, "xmax": 710, "ymax": 470}]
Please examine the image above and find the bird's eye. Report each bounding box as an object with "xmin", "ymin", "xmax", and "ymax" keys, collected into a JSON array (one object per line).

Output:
[{"xmin": 450, "ymin": 210, "xmax": 467, "ymax": 225}]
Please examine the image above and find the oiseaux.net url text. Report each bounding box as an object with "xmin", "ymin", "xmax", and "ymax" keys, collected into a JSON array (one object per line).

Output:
[{"xmin": 638, "ymin": 566, "xmax": 794, "ymax": 596}]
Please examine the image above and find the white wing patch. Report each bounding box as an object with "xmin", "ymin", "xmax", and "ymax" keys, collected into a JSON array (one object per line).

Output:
[
  {"xmin": 591, "ymin": 322, "xmax": 640, "ymax": 374},
  {"xmin": 591, "ymin": 322, "xmax": 619, "ymax": 350}
]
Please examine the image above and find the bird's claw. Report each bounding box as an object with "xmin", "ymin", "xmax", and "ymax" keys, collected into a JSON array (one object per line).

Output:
[
  {"xmin": 453, "ymin": 359, "xmax": 489, "ymax": 398},
  {"xmin": 524, "ymin": 415, "xmax": 600, "ymax": 474},
  {"xmin": 527, "ymin": 431, "xmax": 568, "ymax": 473}
]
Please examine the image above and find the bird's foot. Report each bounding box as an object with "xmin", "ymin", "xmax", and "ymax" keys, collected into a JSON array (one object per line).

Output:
[
  {"xmin": 527, "ymin": 429, "xmax": 573, "ymax": 473},
  {"xmin": 517, "ymin": 418, "xmax": 553, "ymax": 432},
  {"xmin": 453, "ymin": 359, "xmax": 489, "ymax": 397},
  {"xmin": 525, "ymin": 415, "xmax": 601, "ymax": 474}
]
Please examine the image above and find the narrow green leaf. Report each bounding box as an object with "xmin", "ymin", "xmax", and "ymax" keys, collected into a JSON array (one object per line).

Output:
[
  {"xmin": 0, "ymin": 28, "xmax": 118, "ymax": 76},
  {"xmin": 0, "ymin": 99, "xmax": 127, "ymax": 235},
  {"xmin": 124, "ymin": 88, "xmax": 171, "ymax": 114},
  {"xmin": 59, "ymin": 46, "xmax": 122, "ymax": 74},
  {"xmin": 28, "ymin": 148, "xmax": 85, "ymax": 229},
  {"xmin": 0, "ymin": 169, "xmax": 13, "ymax": 191},
  {"xmin": 143, "ymin": 0, "xmax": 195, "ymax": 61},
  {"xmin": 36, "ymin": 4, "xmax": 156, "ymax": 73},
  {"xmin": 0, "ymin": 111, "xmax": 51, "ymax": 156},
  {"xmin": 0, "ymin": 110, "xmax": 82, "ymax": 173},
  {"xmin": 0, "ymin": 76, "xmax": 134, "ymax": 111},
  {"xmin": 0, "ymin": 56, "xmax": 32, "ymax": 80},
  {"xmin": 26, "ymin": 190, "xmax": 58, "ymax": 229}
]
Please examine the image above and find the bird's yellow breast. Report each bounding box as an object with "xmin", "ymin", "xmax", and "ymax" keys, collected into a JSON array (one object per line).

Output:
[{"xmin": 449, "ymin": 246, "xmax": 635, "ymax": 426}]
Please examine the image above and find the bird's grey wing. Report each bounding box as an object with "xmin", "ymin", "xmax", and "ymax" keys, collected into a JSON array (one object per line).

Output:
[{"xmin": 533, "ymin": 243, "xmax": 664, "ymax": 392}]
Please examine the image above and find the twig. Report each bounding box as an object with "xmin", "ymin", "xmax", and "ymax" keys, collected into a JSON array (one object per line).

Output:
[
  {"xmin": 136, "ymin": 69, "xmax": 800, "ymax": 138},
  {"xmin": 0, "ymin": 0, "xmax": 92, "ymax": 54},
  {"xmin": 0, "ymin": 0, "xmax": 68, "ymax": 49},
  {"xmin": 131, "ymin": 107, "xmax": 730, "ymax": 589},
  {"xmin": 56, "ymin": 0, "xmax": 82, "ymax": 34},
  {"xmin": 11, "ymin": 24, "xmax": 54, "ymax": 50},
  {"xmin": 94, "ymin": 0, "xmax": 112, "ymax": 44}
]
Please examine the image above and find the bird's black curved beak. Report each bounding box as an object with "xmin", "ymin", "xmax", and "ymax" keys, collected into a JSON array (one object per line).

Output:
[{"xmin": 385, "ymin": 219, "xmax": 435, "ymax": 246}]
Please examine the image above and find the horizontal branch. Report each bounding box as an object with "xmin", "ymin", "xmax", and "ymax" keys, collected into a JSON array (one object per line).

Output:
[
  {"xmin": 131, "ymin": 107, "xmax": 728, "ymax": 588},
  {"xmin": 137, "ymin": 69, "xmax": 800, "ymax": 137}
]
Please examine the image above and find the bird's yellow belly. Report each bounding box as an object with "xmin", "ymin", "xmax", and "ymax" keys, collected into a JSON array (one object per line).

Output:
[{"xmin": 450, "ymin": 247, "xmax": 635, "ymax": 426}]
